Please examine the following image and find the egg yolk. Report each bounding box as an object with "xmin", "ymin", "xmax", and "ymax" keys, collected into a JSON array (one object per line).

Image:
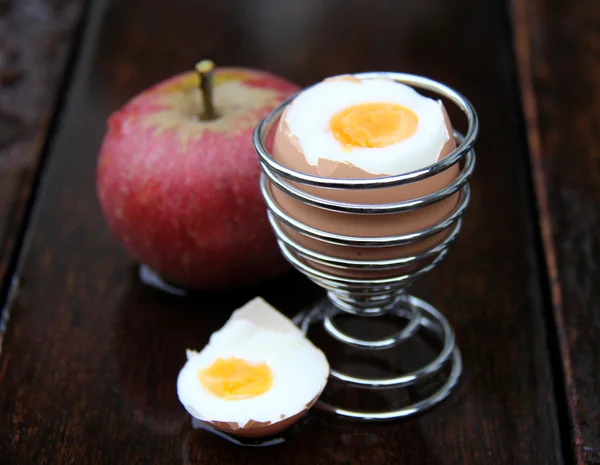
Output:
[
  {"xmin": 330, "ymin": 102, "xmax": 418, "ymax": 149},
  {"xmin": 199, "ymin": 357, "xmax": 273, "ymax": 400}
]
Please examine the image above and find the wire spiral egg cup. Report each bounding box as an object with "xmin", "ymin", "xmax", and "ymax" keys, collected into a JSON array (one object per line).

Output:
[{"xmin": 254, "ymin": 72, "xmax": 479, "ymax": 421}]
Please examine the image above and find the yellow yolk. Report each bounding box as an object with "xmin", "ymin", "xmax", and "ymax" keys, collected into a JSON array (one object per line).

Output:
[
  {"xmin": 199, "ymin": 357, "xmax": 273, "ymax": 400},
  {"xmin": 330, "ymin": 102, "xmax": 418, "ymax": 149}
]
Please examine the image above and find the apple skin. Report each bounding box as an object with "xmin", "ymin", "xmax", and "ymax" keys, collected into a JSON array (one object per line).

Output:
[{"xmin": 96, "ymin": 68, "xmax": 300, "ymax": 290}]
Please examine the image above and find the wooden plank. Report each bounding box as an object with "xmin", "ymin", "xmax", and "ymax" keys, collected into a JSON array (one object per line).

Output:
[
  {"xmin": 0, "ymin": 0, "xmax": 84, "ymax": 297},
  {"xmin": 0, "ymin": 0, "xmax": 563, "ymax": 463},
  {"xmin": 511, "ymin": 0, "xmax": 600, "ymax": 462}
]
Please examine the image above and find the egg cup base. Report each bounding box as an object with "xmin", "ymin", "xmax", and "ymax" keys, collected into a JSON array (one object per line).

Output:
[{"xmin": 293, "ymin": 294, "xmax": 462, "ymax": 421}]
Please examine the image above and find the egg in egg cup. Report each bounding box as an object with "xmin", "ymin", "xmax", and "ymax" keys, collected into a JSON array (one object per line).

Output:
[{"xmin": 254, "ymin": 72, "xmax": 478, "ymax": 421}]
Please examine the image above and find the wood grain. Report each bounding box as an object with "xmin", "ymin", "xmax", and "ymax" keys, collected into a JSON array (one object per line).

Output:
[
  {"xmin": 511, "ymin": 0, "xmax": 600, "ymax": 463},
  {"xmin": 0, "ymin": 0, "xmax": 84, "ymax": 300},
  {"xmin": 0, "ymin": 0, "xmax": 564, "ymax": 463}
]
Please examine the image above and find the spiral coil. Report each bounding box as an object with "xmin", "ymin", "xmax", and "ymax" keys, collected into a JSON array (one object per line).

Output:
[{"xmin": 254, "ymin": 72, "xmax": 478, "ymax": 420}]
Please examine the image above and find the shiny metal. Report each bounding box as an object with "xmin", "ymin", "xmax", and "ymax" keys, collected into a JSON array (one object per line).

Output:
[{"xmin": 253, "ymin": 72, "xmax": 478, "ymax": 421}]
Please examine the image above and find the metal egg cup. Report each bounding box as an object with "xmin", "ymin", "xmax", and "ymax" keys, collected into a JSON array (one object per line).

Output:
[{"xmin": 253, "ymin": 72, "xmax": 479, "ymax": 421}]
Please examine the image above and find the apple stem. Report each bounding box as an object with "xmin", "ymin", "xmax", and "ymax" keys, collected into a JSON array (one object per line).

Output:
[{"xmin": 195, "ymin": 60, "xmax": 217, "ymax": 120}]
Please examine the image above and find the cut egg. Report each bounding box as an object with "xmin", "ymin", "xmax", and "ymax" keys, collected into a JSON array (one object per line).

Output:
[
  {"xmin": 177, "ymin": 297, "xmax": 329, "ymax": 437},
  {"xmin": 274, "ymin": 75, "xmax": 454, "ymax": 178},
  {"xmin": 270, "ymin": 74, "xmax": 460, "ymax": 278}
]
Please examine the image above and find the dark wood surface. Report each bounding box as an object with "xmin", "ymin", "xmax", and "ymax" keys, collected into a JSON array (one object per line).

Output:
[
  {"xmin": 0, "ymin": 0, "xmax": 578, "ymax": 463},
  {"xmin": 511, "ymin": 0, "xmax": 600, "ymax": 463},
  {"xmin": 0, "ymin": 0, "xmax": 84, "ymax": 295}
]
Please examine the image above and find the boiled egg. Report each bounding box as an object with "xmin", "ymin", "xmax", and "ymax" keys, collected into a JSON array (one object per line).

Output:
[
  {"xmin": 274, "ymin": 75, "xmax": 453, "ymax": 177},
  {"xmin": 269, "ymin": 74, "xmax": 460, "ymax": 279},
  {"xmin": 177, "ymin": 297, "xmax": 329, "ymax": 437}
]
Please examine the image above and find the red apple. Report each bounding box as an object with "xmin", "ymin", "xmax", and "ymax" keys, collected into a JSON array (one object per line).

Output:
[{"xmin": 96, "ymin": 63, "xmax": 300, "ymax": 290}]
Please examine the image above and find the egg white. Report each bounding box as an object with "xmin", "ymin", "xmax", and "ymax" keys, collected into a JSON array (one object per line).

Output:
[
  {"xmin": 177, "ymin": 298, "xmax": 329, "ymax": 427},
  {"xmin": 280, "ymin": 75, "xmax": 451, "ymax": 176}
]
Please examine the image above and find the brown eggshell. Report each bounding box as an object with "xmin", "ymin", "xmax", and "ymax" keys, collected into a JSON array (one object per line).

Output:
[
  {"xmin": 200, "ymin": 395, "xmax": 319, "ymax": 438},
  {"xmin": 270, "ymin": 103, "xmax": 459, "ymax": 278}
]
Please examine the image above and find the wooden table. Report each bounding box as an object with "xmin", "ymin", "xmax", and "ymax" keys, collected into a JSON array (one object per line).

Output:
[{"xmin": 0, "ymin": 0, "xmax": 598, "ymax": 463}]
